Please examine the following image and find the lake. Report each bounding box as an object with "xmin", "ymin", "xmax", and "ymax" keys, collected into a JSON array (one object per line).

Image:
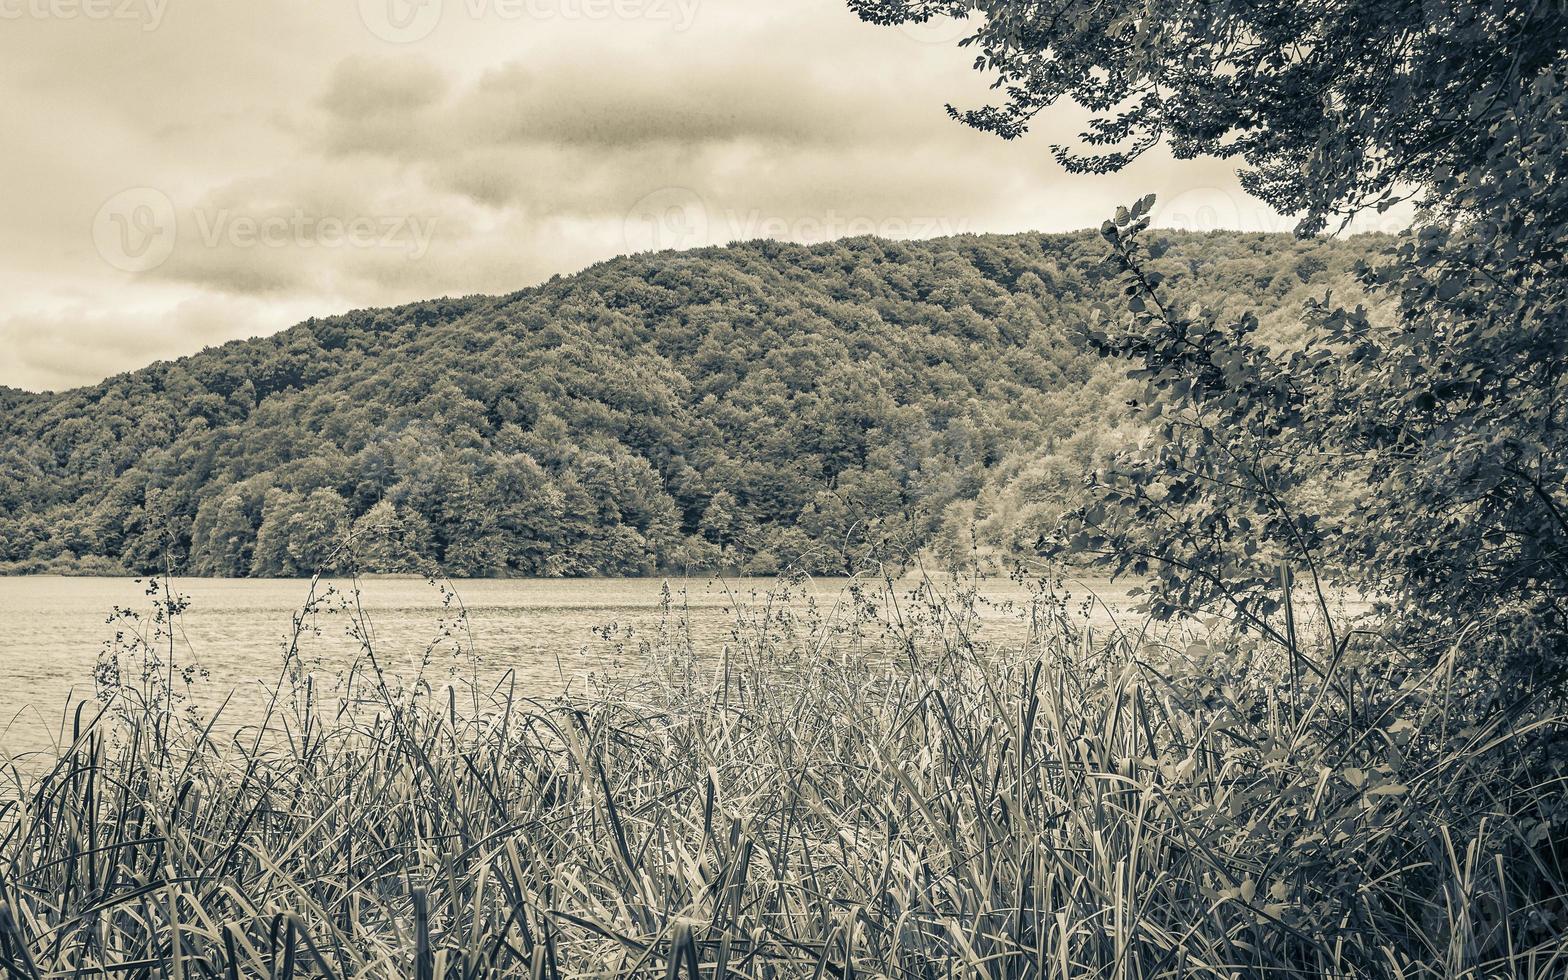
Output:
[{"xmin": 0, "ymin": 573, "xmax": 1147, "ymax": 764}]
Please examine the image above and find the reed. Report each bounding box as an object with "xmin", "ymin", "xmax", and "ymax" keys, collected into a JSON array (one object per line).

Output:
[{"xmin": 0, "ymin": 572, "xmax": 1563, "ymax": 978}]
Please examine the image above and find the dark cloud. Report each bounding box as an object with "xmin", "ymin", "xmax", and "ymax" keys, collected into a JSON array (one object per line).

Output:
[
  {"xmin": 454, "ymin": 61, "xmax": 883, "ymax": 148},
  {"xmin": 322, "ymin": 55, "xmax": 449, "ymax": 118},
  {"xmin": 319, "ymin": 54, "xmax": 452, "ymax": 157}
]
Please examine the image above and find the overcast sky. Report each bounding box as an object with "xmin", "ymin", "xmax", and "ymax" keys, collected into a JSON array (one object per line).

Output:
[{"xmin": 0, "ymin": 0, "xmax": 1402, "ymax": 392}]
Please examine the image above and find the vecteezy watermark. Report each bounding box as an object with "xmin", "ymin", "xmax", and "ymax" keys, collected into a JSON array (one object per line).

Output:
[
  {"xmin": 465, "ymin": 0, "xmax": 699, "ymax": 28},
  {"xmin": 190, "ymin": 209, "xmax": 438, "ymax": 257},
  {"xmin": 1150, "ymin": 186, "xmax": 1412, "ymax": 236},
  {"xmin": 0, "ymin": 0, "xmax": 167, "ymax": 29},
  {"xmin": 359, "ymin": 0, "xmax": 698, "ymax": 43},
  {"xmin": 92, "ymin": 189, "xmax": 439, "ymax": 273},
  {"xmin": 358, "ymin": 0, "xmax": 441, "ymax": 43},
  {"xmin": 93, "ymin": 188, "xmax": 178, "ymax": 273},
  {"xmin": 725, "ymin": 209, "xmax": 970, "ymax": 243},
  {"xmin": 894, "ymin": 2, "xmax": 979, "ymax": 45},
  {"xmin": 623, "ymin": 188, "xmax": 971, "ymax": 253},
  {"xmin": 1150, "ymin": 187, "xmax": 1247, "ymax": 235},
  {"xmin": 623, "ymin": 187, "xmax": 710, "ymax": 253}
]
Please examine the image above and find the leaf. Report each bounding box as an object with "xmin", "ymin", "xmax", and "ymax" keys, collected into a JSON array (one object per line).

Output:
[{"xmin": 1366, "ymin": 783, "xmax": 1408, "ymax": 797}]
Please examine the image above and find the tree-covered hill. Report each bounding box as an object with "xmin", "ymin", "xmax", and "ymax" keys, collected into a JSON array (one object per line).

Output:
[{"xmin": 0, "ymin": 231, "xmax": 1381, "ymax": 577}]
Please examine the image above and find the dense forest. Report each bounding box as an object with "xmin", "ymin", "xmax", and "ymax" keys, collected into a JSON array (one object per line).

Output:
[{"xmin": 0, "ymin": 230, "xmax": 1381, "ymax": 577}]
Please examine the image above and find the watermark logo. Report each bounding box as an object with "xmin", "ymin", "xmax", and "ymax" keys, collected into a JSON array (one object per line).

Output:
[
  {"xmin": 1150, "ymin": 187, "xmax": 1245, "ymax": 234},
  {"xmin": 359, "ymin": 0, "xmax": 441, "ymax": 42},
  {"xmin": 93, "ymin": 189, "xmax": 439, "ymax": 272},
  {"xmin": 0, "ymin": 0, "xmax": 167, "ymax": 29},
  {"xmin": 1150, "ymin": 187, "xmax": 1411, "ymax": 236},
  {"xmin": 190, "ymin": 209, "xmax": 438, "ymax": 258},
  {"xmin": 726, "ymin": 209, "xmax": 969, "ymax": 242},
  {"xmin": 624, "ymin": 187, "xmax": 709, "ymax": 253},
  {"xmin": 93, "ymin": 188, "xmax": 177, "ymax": 273},
  {"xmin": 624, "ymin": 188, "xmax": 972, "ymax": 253},
  {"xmin": 359, "ymin": 0, "xmax": 699, "ymax": 41},
  {"xmin": 887, "ymin": 2, "xmax": 980, "ymax": 45},
  {"xmin": 896, "ymin": 10, "xmax": 975, "ymax": 45},
  {"xmin": 465, "ymin": 0, "xmax": 699, "ymax": 29}
]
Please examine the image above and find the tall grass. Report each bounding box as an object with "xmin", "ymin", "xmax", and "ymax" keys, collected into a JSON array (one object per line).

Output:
[{"xmin": 0, "ymin": 571, "xmax": 1564, "ymax": 977}]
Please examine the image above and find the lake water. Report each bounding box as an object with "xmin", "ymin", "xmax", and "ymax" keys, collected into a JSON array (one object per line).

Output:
[{"xmin": 0, "ymin": 573, "xmax": 1145, "ymax": 764}]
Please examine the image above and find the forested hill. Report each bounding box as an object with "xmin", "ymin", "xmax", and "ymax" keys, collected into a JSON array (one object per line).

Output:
[{"xmin": 0, "ymin": 231, "xmax": 1380, "ymax": 577}]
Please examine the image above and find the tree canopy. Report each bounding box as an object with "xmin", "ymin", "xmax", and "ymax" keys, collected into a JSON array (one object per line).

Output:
[
  {"xmin": 850, "ymin": 0, "xmax": 1564, "ymax": 233},
  {"xmin": 0, "ymin": 231, "xmax": 1375, "ymax": 579},
  {"xmin": 851, "ymin": 0, "xmax": 1568, "ymax": 691}
]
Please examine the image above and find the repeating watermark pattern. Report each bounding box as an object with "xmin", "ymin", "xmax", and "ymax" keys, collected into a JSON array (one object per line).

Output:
[
  {"xmin": 895, "ymin": 8, "xmax": 977, "ymax": 45},
  {"xmin": 358, "ymin": 0, "xmax": 441, "ymax": 43},
  {"xmin": 623, "ymin": 187, "xmax": 710, "ymax": 253},
  {"xmin": 1150, "ymin": 187, "xmax": 1246, "ymax": 235},
  {"xmin": 1151, "ymin": 186, "xmax": 1411, "ymax": 236},
  {"xmin": 190, "ymin": 210, "xmax": 438, "ymax": 257},
  {"xmin": 92, "ymin": 188, "xmax": 178, "ymax": 273},
  {"xmin": 92, "ymin": 189, "xmax": 438, "ymax": 272},
  {"xmin": 359, "ymin": 0, "xmax": 698, "ymax": 43},
  {"xmin": 623, "ymin": 187, "xmax": 971, "ymax": 253},
  {"xmin": 1, "ymin": 0, "xmax": 166, "ymax": 29},
  {"xmin": 726, "ymin": 209, "xmax": 969, "ymax": 242}
]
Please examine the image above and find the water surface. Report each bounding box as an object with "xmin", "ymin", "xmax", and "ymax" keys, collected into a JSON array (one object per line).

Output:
[{"xmin": 0, "ymin": 573, "xmax": 1144, "ymax": 763}]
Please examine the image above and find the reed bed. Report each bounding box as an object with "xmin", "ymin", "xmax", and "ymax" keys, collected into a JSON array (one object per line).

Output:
[{"xmin": 0, "ymin": 573, "xmax": 1564, "ymax": 978}]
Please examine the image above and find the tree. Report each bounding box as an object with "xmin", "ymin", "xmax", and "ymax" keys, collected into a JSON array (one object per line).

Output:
[
  {"xmin": 0, "ymin": 227, "xmax": 1369, "ymax": 579},
  {"xmin": 251, "ymin": 487, "xmax": 349, "ymax": 576},
  {"xmin": 251, "ymin": 489, "xmax": 301, "ymax": 577},
  {"xmin": 699, "ymin": 490, "xmax": 742, "ymax": 548},
  {"xmin": 349, "ymin": 499, "xmax": 434, "ymax": 574},
  {"xmin": 848, "ymin": 0, "xmax": 1563, "ymax": 233},
  {"xmin": 190, "ymin": 492, "xmax": 255, "ymax": 577},
  {"xmin": 480, "ymin": 453, "xmax": 567, "ymax": 575},
  {"xmin": 852, "ymin": 0, "xmax": 1568, "ymax": 688},
  {"xmin": 286, "ymin": 488, "xmax": 350, "ymax": 575}
]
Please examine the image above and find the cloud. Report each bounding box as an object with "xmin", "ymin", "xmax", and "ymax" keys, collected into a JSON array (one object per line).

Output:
[
  {"xmin": 322, "ymin": 55, "xmax": 449, "ymax": 118},
  {"xmin": 0, "ymin": 295, "xmax": 320, "ymax": 393},
  {"xmin": 140, "ymin": 164, "xmax": 452, "ymax": 296},
  {"xmin": 302, "ymin": 43, "xmax": 1083, "ymax": 229},
  {"xmin": 442, "ymin": 60, "xmax": 903, "ymax": 149},
  {"xmin": 319, "ymin": 54, "xmax": 452, "ymax": 157},
  {"xmin": 0, "ymin": 0, "xmax": 1340, "ymax": 391}
]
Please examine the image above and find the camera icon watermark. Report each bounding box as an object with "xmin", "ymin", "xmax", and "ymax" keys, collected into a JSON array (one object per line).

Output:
[{"xmin": 92, "ymin": 188, "xmax": 178, "ymax": 273}]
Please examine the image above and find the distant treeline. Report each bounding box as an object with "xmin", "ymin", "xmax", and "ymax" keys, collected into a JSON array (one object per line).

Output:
[{"xmin": 0, "ymin": 231, "xmax": 1382, "ymax": 577}]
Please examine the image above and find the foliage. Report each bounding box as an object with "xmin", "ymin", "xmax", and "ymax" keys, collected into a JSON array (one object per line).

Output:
[
  {"xmin": 0, "ymin": 232, "xmax": 1377, "ymax": 579},
  {"xmin": 850, "ymin": 0, "xmax": 1568, "ymax": 689},
  {"xmin": 847, "ymin": 0, "xmax": 1564, "ymax": 235},
  {"xmin": 1, "ymin": 577, "xmax": 1564, "ymax": 977}
]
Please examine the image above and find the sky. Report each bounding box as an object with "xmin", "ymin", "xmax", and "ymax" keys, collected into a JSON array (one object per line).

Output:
[{"xmin": 0, "ymin": 0, "xmax": 1408, "ymax": 392}]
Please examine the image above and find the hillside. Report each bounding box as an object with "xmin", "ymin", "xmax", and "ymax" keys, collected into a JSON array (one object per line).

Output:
[{"xmin": 0, "ymin": 231, "xmax": 1381, "ymax": 577}]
